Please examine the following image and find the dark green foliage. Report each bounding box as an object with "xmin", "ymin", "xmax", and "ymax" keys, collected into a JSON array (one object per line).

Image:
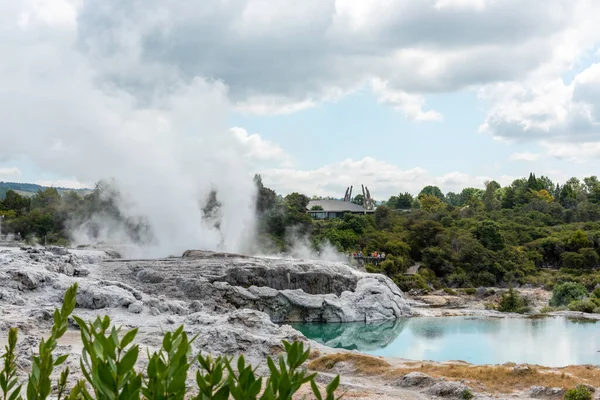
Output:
[
  {"xmin": 564, "ymin": 385, "xmax": 593, "ymax": 400},
  {"xmin": 567, "ymin": 298, "xmax": 600, "ymax": 313},
  {"xmin": 0, "ymin": 285, "xmax": 340, "ymax": 400},
  {"xmin": 473, "ymin": 220, "xmax": 504, "ymax": 251},
  {"xmin": 498, "ymin": 287, "xmax": 529, "ymax": 313},
  {"xmin": 374, "ymin": 206, "xmax": 393, "ymax": 230},
  {"xmin": 387, "ymin": 193, "xmax": 413, "ymax": 209},
  {"xmin": 254, "ymin": 175, "xmax": 277, "ymax": 214},
  {"xmin": 462, "ymin": 388, "xmax": 474, "ymax": 400},
  {"xmin": 419, "ymin": 186, "xmax": 445, "ymax": 201},
  {"xmin": 393, "ymin": 274, "xmax": 430, "ymax": 292},
  {"xmin": 550, "ymin": 282, "xmax": 588, "ymax": 307}
]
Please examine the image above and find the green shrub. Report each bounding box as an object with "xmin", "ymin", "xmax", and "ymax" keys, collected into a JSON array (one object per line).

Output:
[
  {"xmin": 459, "ymin": 288, "xmax": 477, "ymax": 296},
  {"xmin": 498, "ymin": 287, "xmax": 529, "ymax": 313},
  {"xmin": 443, "ymin": 288, "xmax": 457, "ymax": 295},
  {"xmin": 568, "ymin": 297, "xmax": 600, "ymax": 313},
  {"xmin": 564, "ymin": 385, "xmax": 592, "ymax": 400},
  {"xmin": 462, "ymin": 388, "xmax": 474, "ymax": 400},
  {"xmin": 393, "ymin": 274, "xmax": 431, "ymax": 293},
  {"xmin": 568, "ymin": 299, "xmax": 596, "ymax": 313},
  {"xmin": 418, "ymin": 268, "xmax": 442, "ymax": 290},
  {"xmin": 446, "ymin": 271, "xmax": 472, "ymax": 288},
  {"xmin": 550, "ymin": 282, "xmax": 588, "ymax": 307},
  {"xmin": 0, "ymin": 284, "xmax": 341, "ymax": 400},
  {"xmin": 592, "ymin": 287, "xmax": 600, "ymax": 299}
]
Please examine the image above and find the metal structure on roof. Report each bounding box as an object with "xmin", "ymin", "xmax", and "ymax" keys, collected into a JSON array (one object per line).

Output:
[{"xmin": 307, "ymin": 184, "xmax": 375, "ymax": 219}]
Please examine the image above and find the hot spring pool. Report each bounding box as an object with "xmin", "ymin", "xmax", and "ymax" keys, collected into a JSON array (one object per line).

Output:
[{"xmin": 291, "ymin": 316, "xmax": 600, "ymax": 367}]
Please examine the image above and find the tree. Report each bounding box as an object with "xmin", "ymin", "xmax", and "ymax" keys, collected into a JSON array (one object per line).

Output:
[
  {"xmin": 1, "ymin": 190, "xmax": 29, "ymax": 215},
  {"xmin": 460, "ymin": 188, "xmax": 484, "ymax": 205},
  {"xmin": 422, "ymin": 246, "xmax": 452, "ymax": 276},
  {"xmin": 537, "ymin": 175, "xmax": 555, "ymax": 192},
  {"xmin": 351, "ymin": 194, "xmax": 364, "ymax": 206},
  {"xmin": 483, "ymin": 180, "xmax": 501, "ymax": 211},
  {"xmin": 473, "ymin": 220, "xmax": 504, "ymax": 251},
  {"xmin": 374, "ymin": 205, "xmax": 393, "ymax": 230},
  {"xmin": 584, "ymin": 176, "xmax": 600, "ymax": 204},
  {"xmin": 445, "ymin": 192, "xmax": 462, "ymax": 207},
  {"xmin": 578, "ymin": 248, "xmax": 599, "ymax": 269},
  {"xmin": 420, "ymin": 195, "xmax": 444, "ymax": 213},
  {"xmin": 31, "ymin": 188, "xmax": 60, "ymax": 210},
  {"xmin": 527, "ymin": 172, "xmax": 541, "ymax": 191},
  {"xmin": 285, "ymin": 192, "xmax": 310, "ymax": 213},
  {"xmin": 386, "ymin": 195, "xmax": 399, "ymax": 209},
  {"xmin": 254, "ymin": 174, "xmax": 277, "ymax": 213},
  {"xmin": 569, "ymin": 230, "xmax": 591, "ymax": 251},
  {"xmin": 529, "ymin": 189, "xmax": 554, "ymax": 203},
  {"xmin": 388, "ymin": 192, "xmax": 413, "ymax": 209},
  {"xmin": 560, "ymin": 177, "xmax": 584, "ymax": 208},
  {"xmin": 419, "ymin": 185, "xmax": 444, "ymax": 201},
  {"xmin": 407, "ymin": 220, "xmax": 444, "ymax": 260}
]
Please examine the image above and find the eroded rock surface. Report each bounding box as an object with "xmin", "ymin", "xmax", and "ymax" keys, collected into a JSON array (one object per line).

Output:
[
  {"xmin": 98, "ymin": 250, "xmax": 411, "ymax": 323},
  {"xmin": 0, "ymin": 246, "xmax": 410, "ymax": 360}
]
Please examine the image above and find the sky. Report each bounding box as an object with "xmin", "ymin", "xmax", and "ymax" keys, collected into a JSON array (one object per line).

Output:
[{"xmin": 3, "ymin": 0, "xmax": 600, "ymax": 201}]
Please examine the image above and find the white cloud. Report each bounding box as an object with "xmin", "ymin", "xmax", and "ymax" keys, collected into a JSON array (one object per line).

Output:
[
  {"xmin": 234, "ymin": 97, "xmax": 316, "ymax": 116},
  {"xmin": 259, "ymin": 157, "xmax": 494, "ymax": 199},
  {"xmin": 433, "ymin": 0, "xmax": 488, "ymax": 10},
  {"xmin": 0, "ymin": 167, "xmax": 22, "ymax": 179},
  {"xmin": 480, "ymin": 61, "xmax": 600, "ymax": 161},
  {"xmin": 371, "ymin": 78, "xmax": 443, "ymax": 121},
  {"xmin": 541, "ymin": 141, "xmax": 600, "ymax": 163},
  {"xmin": 510, "ymin": 152, "xmax": 541, "ymax": 161},
  {"xmin": 66, "ymin": 0, "xmax": 598, "ymax": 117},
  {"xmin": 229, "ymin": 127, "xmax": 292, "ymax": 166}
]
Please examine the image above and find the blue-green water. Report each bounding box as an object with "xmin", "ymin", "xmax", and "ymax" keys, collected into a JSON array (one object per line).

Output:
[{"xmin": 291, "ymin": 317, "xmax": 600, "ymax": 367}]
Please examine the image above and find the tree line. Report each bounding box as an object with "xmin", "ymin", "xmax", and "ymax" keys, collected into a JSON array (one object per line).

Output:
[
  {"xmin": 255, "ymin": 173, "xmax": 600, "ymax": 291},
  {"xmin": 4, "ymin": 173, "xmax": 600, "ymax": 291}
]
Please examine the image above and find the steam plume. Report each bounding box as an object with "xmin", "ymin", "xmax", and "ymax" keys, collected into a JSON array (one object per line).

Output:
[{"xmin": 1, "ymin": 3, "xmax": 257, "ymax": 257}]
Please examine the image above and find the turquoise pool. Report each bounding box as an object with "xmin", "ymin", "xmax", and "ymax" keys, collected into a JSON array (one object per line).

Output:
[{"xmin": 291, "ymin": 316, "xmax": 600, "ymax": 367}]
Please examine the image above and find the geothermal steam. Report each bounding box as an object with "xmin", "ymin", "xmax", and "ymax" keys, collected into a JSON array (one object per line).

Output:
[{"xmin": 0, "ymin": 3, "xmax": 257, "ymax": 257}]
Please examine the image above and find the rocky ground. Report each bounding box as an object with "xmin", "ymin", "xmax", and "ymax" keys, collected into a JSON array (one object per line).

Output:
[{"xmin": 1, "ymin": 243, "xmax": 599, "ymax": 399}]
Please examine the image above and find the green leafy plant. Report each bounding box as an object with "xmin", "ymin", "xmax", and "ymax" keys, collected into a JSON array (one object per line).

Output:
[
  {"xmin": 564, "ymin": 385, "xmax": 592, "ymax": 400},
  {"xmin": 27, "ymin": 283, "xmax": 77, "ymax": 400},
  {"xmin": 143, "ymin": 326, "xmax": 196, "ymax": 400},
  {"xmin": 550, "ymin": 282, "xmax": 588, "ymax": 307},
  {"xmin": 1, "ymin": 328, "xmax": 21, "ymax": 400},
  {"xmin": 462, "ymin": 388, "xmax": 474, "ymax": 400},
  {"xmin": 498, "ymin": 287, "xmax": 529, "ymax": 313},
  {"xmin": 72, "ymin": 315, "xmax": 142, "ymax": 400},
  {"xmin": 567, "ymin": 297, "xmax": 600, "ymax": 313},
  {"xmin": 0, "ymin": 284, "xmax": 341, "ymax": 400}
]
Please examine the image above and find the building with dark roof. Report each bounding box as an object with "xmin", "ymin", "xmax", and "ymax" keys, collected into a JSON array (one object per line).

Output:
[{"xmin": 306, "ymin": 199, "xmax": 374, "ymax": 220}]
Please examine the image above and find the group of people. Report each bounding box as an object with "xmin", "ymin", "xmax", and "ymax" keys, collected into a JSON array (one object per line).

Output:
[{"xmin": 347, "ymin": 251, "xmax": 386, "ymax": 259}]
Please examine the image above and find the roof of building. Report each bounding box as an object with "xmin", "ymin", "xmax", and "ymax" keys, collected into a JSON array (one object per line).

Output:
[{"xmin": 307, "ymin": 199, "xmax": 371, "ymax": 213}]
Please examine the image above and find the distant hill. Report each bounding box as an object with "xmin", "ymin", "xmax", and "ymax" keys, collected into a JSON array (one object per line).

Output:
[{"xmin": 0, "ymin": 181, "xmax": 92, "ymax": 200}]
